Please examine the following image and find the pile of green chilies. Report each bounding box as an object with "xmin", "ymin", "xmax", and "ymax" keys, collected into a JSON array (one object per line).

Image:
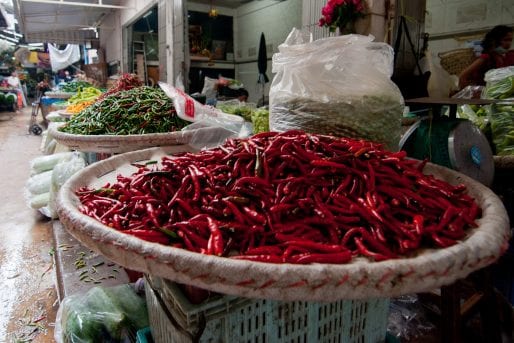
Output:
[{"xmin": 59, "ymin": 86, "xmax": 189, "ymax": 135}]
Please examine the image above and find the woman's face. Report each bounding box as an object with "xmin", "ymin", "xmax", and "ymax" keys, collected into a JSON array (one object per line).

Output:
[{"xmin": 500, "ymin": 32, "xmax": 513, "ymax": 49}]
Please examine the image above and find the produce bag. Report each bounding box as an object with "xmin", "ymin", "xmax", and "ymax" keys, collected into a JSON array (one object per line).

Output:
[
  {"xmin": 30, "ymin": 151, "xmax": 76, "ymax": 175},
  {"xmin": 252, "ymin": 107, "xmax": 270, "ymax": 134},
  {"xmin": 216, "ymin": 99, "xmax": 255, "ymax": 121},
  {"xmin": 28, "ymin": 192, "xmax": 50, "ymax": 210},
  {"xmin": 490, "ymin": 103, "xmax": 514, "ymax": 155},
  {"xmin": 483, "ymin": 66, "xmax": 514, "ymax": 99},
  {"xmin": 25, "ymin": 170, "xmax": 53, "ymax": 195},
  {"xmin": 158, "ymin": 82, "xmax": 246, "ymax": 144},
  {"xmin": 54, "ymin": 284, "xmax": 149, "ymax": 343},
  {"xmin": 270, "ymin": 29, "xmax": 404, "ymax": 150},
  {"xmin": 40, "ymin": 152, "xmax": 86, "ymax": 219}
]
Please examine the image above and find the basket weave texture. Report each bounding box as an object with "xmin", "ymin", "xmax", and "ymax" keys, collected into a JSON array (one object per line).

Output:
[
  {"xmin": 48, "ymin": 126, "xmax": 230, "ymax": 153},
  {"xmin": 494, "ymin": 155, "xmax": 514, "ymax": 170},
  {"xmin": 57, "ymin": 147, "xmax": 511, "ymax": 302},
  {"xmin": 438, "ymin": 48, "xmax": 476, "ymax": 76}
]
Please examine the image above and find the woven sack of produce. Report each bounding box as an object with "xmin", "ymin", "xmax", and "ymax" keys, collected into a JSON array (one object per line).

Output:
[{"xmin": 270, "ymin": 29, "xmax": 404, "ymax": 150}]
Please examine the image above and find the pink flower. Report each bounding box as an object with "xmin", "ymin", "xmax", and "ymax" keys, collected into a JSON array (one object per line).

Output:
[
  {"xmin": 321, "ymin": 4, "xmax": 335, "ymax": 17},
  {"xmin": 352, "ymin": 0, "xmax": 364, "ymax": 12},
  {"xmin": 318, "ymin": 0, "xmax": 364, "ymax": 29}
]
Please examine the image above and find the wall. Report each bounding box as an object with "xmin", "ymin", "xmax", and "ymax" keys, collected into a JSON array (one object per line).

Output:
[
  {"xmin": 234, "ymin": 0, "xmax": 302, "ymax": 103},
  {"xmin": 100, "ymin": 11, "xmax": 122, "ymax": 68},
  {"xmin": 425, "ymin": 0, "xmax": 514, "ymax": 56},
  {"xmin": 100, "ymin": 0, "xmax": 173, "ymax": 81}
]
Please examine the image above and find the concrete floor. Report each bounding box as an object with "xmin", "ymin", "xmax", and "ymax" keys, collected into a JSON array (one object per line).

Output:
[{"xmin": 0, "ymin": 107, "xmax": 57, "ymax": 342}]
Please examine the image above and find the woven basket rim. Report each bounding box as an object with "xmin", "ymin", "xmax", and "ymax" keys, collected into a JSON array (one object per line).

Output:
[
  {"xmin": 57, "ymin": 147, "xmax": 510, "ymax": 301},
  {"xmin": 438, "ymin": 48, "xmax": 474, "ymax": 58},
  {"xmin": 48, "ymin": 126, "xmax": 231, "ymax": 153}
]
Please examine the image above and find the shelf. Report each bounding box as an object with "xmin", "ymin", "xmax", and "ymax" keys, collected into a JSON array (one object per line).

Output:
[{"xmin": 190, "ymin": 60, "xmax": 235, "ymax": 70}]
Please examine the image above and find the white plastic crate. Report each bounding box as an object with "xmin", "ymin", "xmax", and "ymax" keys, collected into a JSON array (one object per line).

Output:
[{"xmin": 145, "ymin": 275, "xmax": 389, "ymax": 343}]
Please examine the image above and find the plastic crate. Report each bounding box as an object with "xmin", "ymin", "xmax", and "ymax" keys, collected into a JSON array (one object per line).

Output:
[
  {"xmin": 137, "ymin": 327, "xmax": 154, "ymax": 343},
  {"xmin": 145, "ymin": 275, "xmax": 389, "ymax": 343}
]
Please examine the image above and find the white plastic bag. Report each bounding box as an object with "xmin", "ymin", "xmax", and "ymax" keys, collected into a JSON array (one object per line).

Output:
[
  {"xmin": 26, "ymin": 170, "xmax": 53, "ymax": 195},
  {"xmin": 270, "ymin": 28, "xmax": 404, "ymax": 150},
  {"xmin": 483, "ymin": 66, "xmax": 514, "ymax": 99},
  {"xmin": 30, "ymin": 151, "xmax": 75, "ymax": 175},
  {"xmin": 40, "ymin": 152, "xmax": 86, "ymax": 219},
  {"xmin": 29, "ymin": 192, "xmax": 50, "ymax": 210},
  {"xmin": 425, "ymin": 51, "xmax": 457, "ymax": 98},
  {"xmin": 201, "ymin": 76, "xmax": 218, "ymax": 102},
  {"xmin": 158, "ymin": 82, "xmax": 245, "ymax": 137}
]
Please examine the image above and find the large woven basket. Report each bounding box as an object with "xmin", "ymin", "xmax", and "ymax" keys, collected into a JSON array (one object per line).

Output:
[
  {"xmin": 438, "ymin": 48, "xmax": 476, "ymax": 76},
  {"xmin": 57, "ymin": 147, "xmax": 511, "ymax": 302},
  {"xmin": 48, "ymin": 126, "xmax": 233, "ymax": 153}
]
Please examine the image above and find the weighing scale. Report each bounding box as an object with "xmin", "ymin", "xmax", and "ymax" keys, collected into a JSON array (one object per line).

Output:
[{"xmin": 400, "ymin": 117, "xmax": 494, "ymax": 187}]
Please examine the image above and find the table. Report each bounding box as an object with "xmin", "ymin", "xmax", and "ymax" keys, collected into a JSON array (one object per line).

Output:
[{"xmin": 405, "ymin": 97, "xmax": 500, "ymax": 119}]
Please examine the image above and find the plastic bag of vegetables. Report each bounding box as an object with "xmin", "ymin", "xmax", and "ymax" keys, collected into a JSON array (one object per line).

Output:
[
  {"xmin": 40, "ymin": 152, "xmax": 86, "ymax": 219},
  {"xmin": 216, "ymin": 99, "xmax": 255, "ymax": 121},
  {"xmin": 54, "ymin": 284, "xmax": 149, "ymax": 343},
  {"xmin": 490, "ymin": 102, "xmax": 514, "ymax": 155},
  {"xmin": 270, "ymin": 29, "xmax": 404, "ymax": 150},
  {"xmin": 483, "ymin": 66, "xmax": 514, "ymax": 99}
]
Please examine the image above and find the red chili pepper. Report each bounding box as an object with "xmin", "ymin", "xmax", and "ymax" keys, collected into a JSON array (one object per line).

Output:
[
  {"xmin": 206, "ymin": 216, "xmax": 224, "ymax": 256},
  {"xmin": 280, "ymin": 239, "xmax": 344, "ymax": 253},
  {"xmin": 77, "ymin": 131, "xmax": 479, "ymax": 265},
  {"xmin": 292, "ymin": 251, "xmax": 352, "ymax": 264},
  {"xmin": 354, "ymin": 238, "xmax": 389, "ymax": 261},
  {"xmin": 222, "ymin": 199, "xmax": 246, "ymax": 224},
  {"xmin": 242, "ymin": 206, "xmax": 266, "ymax": 225},
  {"xmin": 231, "ymin": 254, "xmax": 283, "ymax": 263},
  {"xmin": 431, "ymin": 233, "xmax": 457, "ymax": 248},
  {"xmin": 245, "ymin": 246, "xmax": 283, "ymax": 256}
]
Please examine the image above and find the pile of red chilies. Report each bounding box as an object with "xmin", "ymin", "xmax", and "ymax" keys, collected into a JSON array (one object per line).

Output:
[{"xmin": 76, "ymin": 131, "xmax": 480, "ymax": 264}]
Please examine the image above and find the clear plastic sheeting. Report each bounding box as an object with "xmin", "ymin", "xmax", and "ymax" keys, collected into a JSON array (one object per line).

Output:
[
  {"xmin": 387, "ymin": 295, "xmax": 437, "ymax": 342},
  {"xmin": 270, "ymin": 28, "xmax": 404, "ymax": 150}
]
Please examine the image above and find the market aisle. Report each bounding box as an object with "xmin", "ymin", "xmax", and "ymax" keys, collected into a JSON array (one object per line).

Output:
[{"xmin": 0, "ymin": 107, "xmax": 57, "ymax": 342}]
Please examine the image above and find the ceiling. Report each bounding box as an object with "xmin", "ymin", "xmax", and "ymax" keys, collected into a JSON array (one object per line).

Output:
[{"xmin": 12, "ymin": 0, "xmax": 129, "ymax": 44}]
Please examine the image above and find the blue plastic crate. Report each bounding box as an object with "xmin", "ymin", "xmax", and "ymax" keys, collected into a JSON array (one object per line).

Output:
[
  {"xmin": 145, "ymin": 275, "xmax": 389, "ymax": 343},
  {"xmin": 136, "ymin": 327, "xmax": 153, "ymax": 343}
]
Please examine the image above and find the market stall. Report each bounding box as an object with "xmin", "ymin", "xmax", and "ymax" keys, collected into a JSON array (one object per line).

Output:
[
  {"xmin": 7, "ymin": 0, "xmax": 513, "ymax": 340},
  {"xmin": 31, "ymin": 29, "xmax": 510, "ymax": 343}
]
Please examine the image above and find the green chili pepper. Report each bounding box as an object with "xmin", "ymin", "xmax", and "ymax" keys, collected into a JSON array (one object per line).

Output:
[{"xmin": 59, "ymin": 86, "xmax": 189, "ymax": 135}]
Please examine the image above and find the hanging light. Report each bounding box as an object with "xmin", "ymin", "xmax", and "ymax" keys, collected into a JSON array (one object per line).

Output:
[{"xmin": 208, "ymin": 0, "xmax": 218, "ymax": 18}]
